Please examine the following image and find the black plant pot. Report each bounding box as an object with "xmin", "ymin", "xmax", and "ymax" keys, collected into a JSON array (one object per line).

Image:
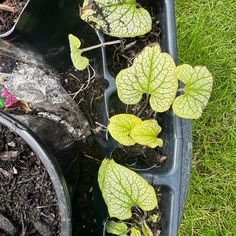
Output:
[
  {"xmin": 0, "ymin": 111, "xmax": 82, "ymax": 236},
  {"xmin": 96, "ymin": 0, "xmax": 193, "ymax": 236}
]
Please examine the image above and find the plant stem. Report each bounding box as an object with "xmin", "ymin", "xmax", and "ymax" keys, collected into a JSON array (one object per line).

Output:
[
  {"xmin": 80, "ymin": 40, "xmax": 122, "ymax": 53},
  {"xmin": 0, "ymin": 4, "xmax": 15, "ymax": 12},
  {"xmin": 137, "ymin": 94, "xmax": 150, "ymax": 117}
]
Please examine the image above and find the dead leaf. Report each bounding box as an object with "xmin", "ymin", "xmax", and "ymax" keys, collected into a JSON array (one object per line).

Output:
[
  {"xmin": 0, "ymin": 75, "xmax": 5, "ymax": 84},
  {"xmin": 4, "ymin": 100, "xmax": 32, "ymax": 112}
]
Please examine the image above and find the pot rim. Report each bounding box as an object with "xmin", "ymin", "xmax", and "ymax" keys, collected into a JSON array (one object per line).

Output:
[{"xmin": 0, "ymin": 0, "xmax": 30, "ymax": 38}]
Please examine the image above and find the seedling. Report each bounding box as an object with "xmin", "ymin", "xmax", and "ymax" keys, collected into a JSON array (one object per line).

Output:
[
  {"xmin": 108, "ymin": 114, "xmax": 163, "ymax": 148},
  {"xmin": 80, "ymin": 0, "xmax": 152, "ymax": 37},
  {"xmin": 173, "ymin": 64, "xmax": 213, "ymax": 119},
  {"xmin": 68, "ymin": 34, "xmax": 121, "ymax": 70},
  {"xmin": 116, "ymin": 44, "xmax": 213, "ymax": 119},
  {"xmin": 98, "ymin": 159, "xmax": 158, "ymax": 235}
]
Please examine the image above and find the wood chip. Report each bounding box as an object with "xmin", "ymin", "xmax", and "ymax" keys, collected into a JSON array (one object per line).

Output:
[
  {"xmin": 0, "ymin": 4, "xmax": 15, "ymax": 13},
  {"xmin": 0, "ymin": 151, "xmax": 19, "ymax": 161},
  {"xmin": 7, "ymin": 141, "xmax": 16, "ymax": 147},
  {"xmin": 155, "ymin": 230, "xmax": 161, "ymax": 236},
  {"xmin": 160, "ymin": 155, "xmax": 167, "ymax": 163},
  {"xmin": 0, "ymin": 167, "xmax": 12, "ymax": 178}
]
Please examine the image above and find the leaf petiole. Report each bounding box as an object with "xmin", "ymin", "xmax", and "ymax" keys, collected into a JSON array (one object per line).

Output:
[{"xmin": 80, "ymin": 40, "xmax": 122, "ymax": 53}]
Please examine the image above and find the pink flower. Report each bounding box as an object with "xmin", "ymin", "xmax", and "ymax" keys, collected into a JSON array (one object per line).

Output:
[{"xmin": 1, "ymin": 87, "xmax": 18, "ymax": 107}]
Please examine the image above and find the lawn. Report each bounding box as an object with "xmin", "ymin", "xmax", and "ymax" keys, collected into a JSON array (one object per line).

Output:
[{"xmin": 175, "ymin": 1, "xmax": 236, "ymax": 235}]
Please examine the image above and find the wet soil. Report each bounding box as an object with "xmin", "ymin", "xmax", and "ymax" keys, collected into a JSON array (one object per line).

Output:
[
  {"xmin": 0, "ymin": 123, "xmax": 60, "ymax": 235},
  {"xmin": 0, "ymin": 0, "xmax": 27, "ymax": 34}
]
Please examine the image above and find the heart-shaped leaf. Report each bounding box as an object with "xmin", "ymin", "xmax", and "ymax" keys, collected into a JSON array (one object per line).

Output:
[
  {"xmin": 116, "ymin": 45, "xmax": 178, "ymax": 112},
  {"xmin": 106, "ymin": 220, "xmax": 128, "ymax": 235},
  {"xmin": 130, "ymin": 120, "xmax": 163, "ymax": 148},
  {"xmin": 108, "ymin": 114, "xmax": 142, "ymax": 146},
  {"xmin": 131, "ymin": 227, "xmax": 142, "ymax": 236},
  {"xmin": 80, "ymin": 0, "xmax": 152, "ymax": 37},
  {"xmin": 98, "ymin": 159, "xmax": 158, "ymax": 220},
  {"xmin": 173, "ymin": 65, "xmax": 213, "ymax": 119},
  {"xmin": 68, "ymin": 34, "xmax": 89, "ymax": 71}
]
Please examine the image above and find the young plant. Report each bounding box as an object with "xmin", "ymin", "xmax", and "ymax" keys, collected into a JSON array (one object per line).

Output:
[
  {"xmin": 108, "ymin": 114, "xmax": 163, "ymax": 148},
  {"xmin": 173, "ymin": 64, "xmax": 213, "ymax": 119},
  {"xmin": 98, "ymin": 159, "xmax": 158, "ymax": 235},
  {"xmin": 116, "ymin": 44, "xmax": 213, "ymax": 119},
  {"xmin": 80, "ymin": 0, "xmax": 152, "ymax": 37},
  {"xmin": 68, "ymin": 34, "xmax": 121, "ymax": 70}
]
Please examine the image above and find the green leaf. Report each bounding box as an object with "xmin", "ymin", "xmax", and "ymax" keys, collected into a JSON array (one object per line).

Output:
[
  {"xmin": 130, "ymin": 227, "xmax": 142, "ymax": 236},
  {"xmin": 108, "ymin": 114, "xmax": 142, "ymax": 146},
  {"xmin": 173, "ymin": 65, "xmax": 213, "ymax": 119},
  {"xmin": 80, "ymin": 0, "xmax": 152, "ymax": 37},
  {"xmin": 130, "ymin": 120, "xmax": 163, "ymax": 148},
  {"xmin": 106, "ymin": 220, "xmax": 128, "ymax": 235},
  {"xmin": 142, "ymin": 221, "xmax": 153, "ymax": 236},
  {"xmin": 147, "ymin": 213, "xmax": 159, "ymax": 223},
  {"xmin": 116, "ymin": 45, "xmax": 178, "ymax": 112},
  {"xmin": 0, "ymin": 98, "xmax": 5, "ymax": 108},
  {"xmin": 68, "ymin": 34, "xmax": 89, "ymax": 71},
  {"xmin": 98, "ymin": 159, "xmax": 158, "ymax": 220}
]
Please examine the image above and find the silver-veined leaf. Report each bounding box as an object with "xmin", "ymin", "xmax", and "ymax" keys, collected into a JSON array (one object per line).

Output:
[{"xmin": 98, "ymin": 159, "xmax": 158, "ymax": 220}]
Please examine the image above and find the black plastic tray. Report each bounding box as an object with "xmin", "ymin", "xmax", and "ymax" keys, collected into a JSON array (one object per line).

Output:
[
  {"xmin": 97, "ymin": 0, "xmax": 193, "ymax": 235},
  {"xmin": 0, "ymin": 0, "xmax": 192, "ymax": 235}
]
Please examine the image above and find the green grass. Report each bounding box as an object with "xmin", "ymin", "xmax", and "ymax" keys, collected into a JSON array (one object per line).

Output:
[{"xmin": 175, "ymin": 1, "xmax": 236, "ymax": 235}]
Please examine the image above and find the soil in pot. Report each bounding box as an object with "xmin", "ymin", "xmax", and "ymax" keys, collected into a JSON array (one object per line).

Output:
[
  {"xmin": 0, "ymin": 0, "xmax": 28, "ymax": 34},
  {"xmin": 0, "ymin": 123, "xmax": 61, "ymax": 235}
]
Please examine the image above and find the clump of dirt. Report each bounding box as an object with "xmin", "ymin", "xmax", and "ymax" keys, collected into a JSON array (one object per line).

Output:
[
  {"xmin": 0, "ymin": 0, "xmax": 28, "ymax": 34},
  {"xmin": 0, "ymin": 123, "xmax": 61, "ymax": 235}
]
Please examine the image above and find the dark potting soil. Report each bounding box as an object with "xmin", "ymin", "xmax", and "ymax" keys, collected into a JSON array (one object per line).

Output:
[
  {"xmin": 60, "ymin": 67, "xmax": 108, "ymax": 129},
  {"xmin": 0, "ymin": 123, "xmax": 61, "ymax": 235},
  {"xmin": 0, "ymin": 0, "xmax": 27, "ymax": 34}
]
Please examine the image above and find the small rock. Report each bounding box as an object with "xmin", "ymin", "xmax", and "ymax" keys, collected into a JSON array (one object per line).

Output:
[{"xmin": 12, "ymin": 167, "xmax": 18, "ymax": 175}]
